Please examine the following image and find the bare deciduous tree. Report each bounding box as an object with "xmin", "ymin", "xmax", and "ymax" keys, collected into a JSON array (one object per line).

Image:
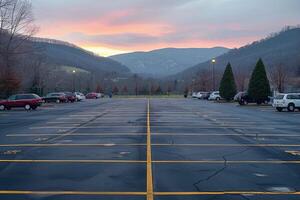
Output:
[
  {"xmin": 0, "ymin": 0, "xmax": 37, "ymax": 96},
  {"xmin": 195, "ymin": 69, "xmax": 211, "ymax": 91},
  {"xmin": 235, "ymin": 68, "xmax": 249, "ymax": 92},
  {"xmin": 270, "ymin": 63, "xmax": 288, "ymax": 93}
]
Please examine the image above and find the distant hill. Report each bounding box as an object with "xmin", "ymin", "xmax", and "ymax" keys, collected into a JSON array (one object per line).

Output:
[
  {"xmin": 110, "ymin": 47, "xmax": 229, "ymax": 77},
  {"xmin": 31, "ymin": 38, "xmax": 130, "ymax": 74},
  {"xmin": 176, "ymin": 27, "xmax": 300, "ymax": 79}
]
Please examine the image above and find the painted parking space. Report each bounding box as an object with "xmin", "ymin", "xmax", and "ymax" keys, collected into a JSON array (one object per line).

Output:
[{"xmin": 1, "ymin": 98, "xmax": 300, "ymax": 200}]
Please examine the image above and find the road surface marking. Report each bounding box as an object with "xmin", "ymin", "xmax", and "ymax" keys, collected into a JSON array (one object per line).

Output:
[
  {"xmin": 0, "ymin": 190, "xmax": 298, "ymax": 196},
  {"xmin": 30, "ymin": 125, "xmax": 147, "ymax": 129},
  {"xmin": 147, "ymin": 99, "xmax": 154, "ymax": 200},
  {"xmin": 151, "ymin": 144, "xmax": 300, "ymax": 147},
  {"xmin": 0, "ymin": 191, "xmax": 146, "ymax": 195},
  {"xmin": 153, "ymin": 160, "xmax": 300, "ymax": 164},
  {"xmin": 0, "ymin": 143, "xmax": 146, "ymax": 147},
  {"xmin": 6, "ymin": 133, "xmax": 147, "ymax": 137},
  {"xmin": 1, "ymin": 143, "xmax": 300, "ymax": 147},
  {"xmin": 0, "ymin": 159, "xmax": 146, "ymax": 163},
  {"xmin": 154, "ymin": 191, "xmax": 300, "ymax": 195},
  {"xmin": 8, "ymin": 133, "xmax": 300, "ymax": 137},
  {"xmin": 1, "ymin": 159, "xmax": 299, "ymax": 164}
]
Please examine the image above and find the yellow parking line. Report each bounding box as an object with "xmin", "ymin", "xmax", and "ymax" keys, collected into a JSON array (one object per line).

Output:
[
  {"xmin": 152, "ymin": 133, "xmax": 300, "ymax": 137},
  {"xmin": 30, "ymin": 126, "xmax": 146, "ymax": 129},
  {"xmin": 147, "ymin": 99, "xmax": 154, "ymax": 200},
  {"xmin": 0, "ymin": 190, "xmax": 146, "ymax": 195},
  {"xmin": 154, "ymin": 191, "xmax": 300, "ymax": 195},
  {"xmin": 0, "ymin": 143, "xmax": 146, "ymax": 147},
  {"xmin": 7, "ymin": 133, "xmax": 300, "ymax": 138},
  {"xmin": 6, "ymin": 133, "xmax": 147, "ymax": 137},
  {"xmin": 1, "ymin": 143, "xmax": 300, "ymax": 147},
  {"xmin": 0, "ymin": 159, "xmax": 146, "ymax": 163},
  {"xmin": 153, "ymin": 160, "xmax": 300, "ymax": 164},
  {"xmin": 152, "ymin": 144, "xmax": 300, "ymax": 147},
  {"xmin": 0, "ymin": 190, "xmax": 298, "ymax": 196}
]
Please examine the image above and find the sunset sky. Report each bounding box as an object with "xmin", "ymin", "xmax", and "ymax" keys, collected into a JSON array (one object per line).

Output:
[{"xmin": 33, "ymin": 0, "xmax": 300, "ymax": 57}]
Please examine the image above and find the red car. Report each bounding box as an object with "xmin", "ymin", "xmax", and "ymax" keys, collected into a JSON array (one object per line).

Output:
[
  {"xmin": 86, "ymin": 92, "xmax": 99, "ymax": 99},
  {"xmin": 0, "ymin": 94, "xmax": 43, "ymax": 111},
  {"xmin": 63, "ymin": 92, "xmax": 76, "ymax": 103}
]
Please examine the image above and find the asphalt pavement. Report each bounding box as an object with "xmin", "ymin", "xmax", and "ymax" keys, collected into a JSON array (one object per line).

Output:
[{"xmin": 0, "ymin": 98, "xmax": 300, "ymax": 200}]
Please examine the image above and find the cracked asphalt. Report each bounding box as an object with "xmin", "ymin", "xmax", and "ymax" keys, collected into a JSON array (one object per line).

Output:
[{"xmin": 0, "ymin": 98, "xmax": 300, "ymax": 200}]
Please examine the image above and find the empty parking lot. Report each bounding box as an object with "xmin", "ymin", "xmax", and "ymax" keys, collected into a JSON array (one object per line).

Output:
[{"xmin": 0, "ymin": 98, "xmax": 300, "ymax": 200}]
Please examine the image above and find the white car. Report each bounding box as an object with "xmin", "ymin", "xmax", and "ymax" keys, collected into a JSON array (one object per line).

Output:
[
  {"xmin": 75, "ymin": 92, "xmax": 85, "ymax": 101},
  {"xmin": 273, "ymin": 93, "xmax": 300, "ymax": 112},
  {"xmin": 196, "ymin": 92, "xmax": 203, "ymax": 99},
  {"xmin": 96, "ymin": 93, "xmax": 105, "ymax": 98},
  {"xmin": 192, "ymin": 92, "xmax": 198, "ymax": 98},
  {"xmin": 208, "ymin": 91, "xmax": 222, "ymax": 101}
]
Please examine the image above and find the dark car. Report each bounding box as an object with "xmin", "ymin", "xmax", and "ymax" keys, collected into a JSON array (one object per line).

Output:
[
  {"xmin": 0, "ymin": 94, "xmax": 43, "ymax": 111},
  {"xmin": 238, "ymin": 92, "xmax": 270, "ymax": 105},
  {"xmin": 43, "ymin": 93, "xmax": 67, "ymax": 103},
  {"xmin": 86, "ymin": 92, "xmax": 98, "ymax": 99},
  {"xmin": 63, "ymin": 92, "xmax": 76, "ymax": 103}
]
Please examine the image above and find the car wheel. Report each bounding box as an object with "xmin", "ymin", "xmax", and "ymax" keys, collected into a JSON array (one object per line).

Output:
[
  {"xmin": 0, "ymin": 105, "xmax": 5, "ymax": 111},
  {"xmin": 276, "ymin": 107, "xmax": 283, "ymax": 112},
  {"xmin": 216, "ymin": 97, "xmax": 220, "ymax": 101},
  {"xmin": 287, "ymin": 103, "xmax": 295, "ymax": 112},
  {"xmin": 56, "ymin": 99, "xmax": 60, "ymax": 103},
  {"xmin": 24, "ymin": 104, "xmax": 31, "ymax": 111}
]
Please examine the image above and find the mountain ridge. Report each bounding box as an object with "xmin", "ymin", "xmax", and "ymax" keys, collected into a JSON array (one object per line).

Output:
[
  {"xmin": 31, "ymin": 38, "xmax": 130, "ymax": 74},
  {"xmin": 110, "ymin": 47, "xmax": 230, "ymax": 77},
  {"xmin": 175, "ymin": 27, "xmax": 300, "ymax": 80}
]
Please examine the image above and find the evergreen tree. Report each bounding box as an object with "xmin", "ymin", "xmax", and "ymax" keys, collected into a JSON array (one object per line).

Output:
[
  {"xmin": 248, "ymin": 58, "xmax": 271, "ymax": 103},
  {"xmin": 219, "ymin": 62, "xmax": 237, "ymax": 101}
]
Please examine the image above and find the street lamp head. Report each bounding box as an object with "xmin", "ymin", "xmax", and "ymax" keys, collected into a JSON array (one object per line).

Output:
[
  {"xmin": 72, "ymin": 70, "xmax": 76, "ymax": 73},
  {"xmin": 212, "ymin": 59, "xmax": 216, "ymax": 63}
]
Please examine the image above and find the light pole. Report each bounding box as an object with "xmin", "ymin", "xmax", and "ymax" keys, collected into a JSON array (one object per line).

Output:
[
  {"xmin": 72, "ymin": 70, "xmax": 76, "ymax": 92},
  {"xmin": 211, "ymin": 59, "xmax": 216, "ymax": 91}
]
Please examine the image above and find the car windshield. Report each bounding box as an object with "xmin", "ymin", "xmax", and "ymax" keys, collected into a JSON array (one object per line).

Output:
[{"xmin": 275, "ymin": 95, "xmax": 285, "ymax": 99}]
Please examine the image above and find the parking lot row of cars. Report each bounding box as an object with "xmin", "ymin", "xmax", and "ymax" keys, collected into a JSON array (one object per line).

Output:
[
  {"xmin": 0, "ymin": 92, "xmax": 105, "ymax": 111},
  {"xmin": 192, "ymin": 91, "xmax": 300, "ymax": 112},
  {"xmin": 192, "ymin": 91, "xmax": 222, "ymax": 101}
]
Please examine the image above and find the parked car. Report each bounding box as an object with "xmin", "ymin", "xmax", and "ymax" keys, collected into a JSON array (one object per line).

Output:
[
  {"xmin": 62, "ymin": 92, "xmax": 76, "ymax": 103},
  {"xmin": 86, "ymin": 92, "xmax": 99, "ymax": 99},
  {"xmin": 199, "ymin": 92, "xmax": 211, "ymax": 99},
  {"xmin": 0, "ymin": 94, "xmax": 43, "ymax": 111},
  {"xmin": 75, "ymin": 92, "xmax": 85, "ymax": 101},
  {"xmin": 238, "ymin": 92, "xmax": 270, "ymax": 105},
  {"xmin": 273, "ymin": 93, "xmax": 300, "ymax": 112},
  {"xmin": 234, "ymin": 91, "xmax": 246, "ymax": 101},
  {"xmin": 196, "ymin": 92, "xmax": 203, "ymax": 99},
  {"xmin": 208, "ymin": 91, "xmax": 222, "ymax": 101},
  {"xmin": 43, "ymin": 93, "xmax": 67, "ymax": 103},
  {"xmin": 96, "ymin": 93, "xmax": 105, "ymax": 98},
  {"xmin": 192, "ymin": 92, "xmax": 198, "ymax": 98}
]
